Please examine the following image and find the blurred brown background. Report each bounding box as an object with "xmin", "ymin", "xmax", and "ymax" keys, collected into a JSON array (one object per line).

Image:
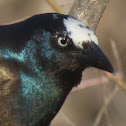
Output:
[{"xmin": 0, "ymin": 0, "xmax": 126, "ymax": 126}]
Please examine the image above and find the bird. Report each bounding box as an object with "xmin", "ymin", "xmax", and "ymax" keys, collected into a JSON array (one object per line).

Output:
[{"xmin": 0, "ymin": 13, "xmax": 114, "ymax": 126}]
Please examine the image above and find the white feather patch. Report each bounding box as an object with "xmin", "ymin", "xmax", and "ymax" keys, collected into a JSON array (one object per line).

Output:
[{"xmin": 63, "ymin": 17, "xmax": 98, "ymax": 49}]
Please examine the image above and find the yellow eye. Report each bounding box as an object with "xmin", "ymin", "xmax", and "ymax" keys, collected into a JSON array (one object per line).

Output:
[{"xmin": 58, "ymin": 37, "xmax": 68, "ymax": 47}]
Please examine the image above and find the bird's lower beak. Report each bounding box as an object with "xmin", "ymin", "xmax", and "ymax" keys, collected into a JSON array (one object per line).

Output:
[{"xmin": 74, "ymin": 42, "xmax": 114, "ymax": 74}]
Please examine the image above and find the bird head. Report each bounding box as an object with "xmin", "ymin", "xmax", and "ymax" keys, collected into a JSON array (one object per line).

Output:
[
  {"xmin": 10, "ymin": 13, "xmax": 113, "ymax": 88},
  {"xmin": 35, "ymin": 13, "xmax": 114, "ymax": 74},
  {"xmin": 27, "ymin": 13, "xmax": 114, "ymax": 87}
]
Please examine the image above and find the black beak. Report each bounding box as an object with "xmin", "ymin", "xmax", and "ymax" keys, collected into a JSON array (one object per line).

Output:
[{"xmin": 75, "ymin": 42, "xmax": 114, "ymax": 74}]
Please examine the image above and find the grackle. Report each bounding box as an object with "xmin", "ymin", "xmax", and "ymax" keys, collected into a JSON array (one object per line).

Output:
[{"xmin": 0, "ymin": 13, "xmax": 114, "ymax": 126}]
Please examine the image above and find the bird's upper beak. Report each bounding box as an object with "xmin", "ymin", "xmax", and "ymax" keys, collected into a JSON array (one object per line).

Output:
[{"xmin": 73, "ymin": 42, "xmax": 114, "ymax": 74}]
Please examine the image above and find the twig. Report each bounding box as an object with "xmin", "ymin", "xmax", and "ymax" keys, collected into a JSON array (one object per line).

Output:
[
  {"xmin": 93, "ymin": 85, "xmax": 119, "ymax": 126},
  {"xmin": 72, "ymin": 75, "xmax": 108, "ymax": 92},
  {"xmin": 72, "ymin": 72, "xmax": 121, "ymax": 92},
  {"xmin": 46, "ymin": 0, "xmax": 64, "ymax": 14},
  {"xmin": 60, "ymin": 111, "xmax": 76, "ymax": 126},
  {"xmin": 103, "ymin": 84, "xmax": 112, "ymax": 126},
  {"xmin": 110, "ymin": 39, "xmax": 122, "ymax": 73},
  {"xmin": 105, "ymin": 72, "xmax": 126, "ymax": 92},
  {"xmin": 104, "ymin": 109, "xmax": 112, "ymax": 126}
]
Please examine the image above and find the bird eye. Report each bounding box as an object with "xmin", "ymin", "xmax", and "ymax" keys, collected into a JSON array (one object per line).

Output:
[{"xmin": 58, "ymin": 37, "xmax": 68, "ymax": 47}]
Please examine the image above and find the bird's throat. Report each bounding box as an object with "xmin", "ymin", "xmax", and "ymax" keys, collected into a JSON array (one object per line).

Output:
[{"xmin": 13, "ymin": 70, "xmax": 71, "ymax": 126}]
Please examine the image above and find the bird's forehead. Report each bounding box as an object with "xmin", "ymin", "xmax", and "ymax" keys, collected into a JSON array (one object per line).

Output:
[{"xmin": 63, "ymin": 17, "xmax": 98, "ymax": 49}]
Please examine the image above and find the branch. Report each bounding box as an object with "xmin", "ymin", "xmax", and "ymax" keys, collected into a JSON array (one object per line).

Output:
[{"xmin": 69, "ymin": 0, "xmax": 110, "ymax": 31}]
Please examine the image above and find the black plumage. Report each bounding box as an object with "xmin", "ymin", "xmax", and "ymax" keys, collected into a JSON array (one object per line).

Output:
[{"xmin": 0, "ymin": 13, "xmax": 114, "ymax": 126}]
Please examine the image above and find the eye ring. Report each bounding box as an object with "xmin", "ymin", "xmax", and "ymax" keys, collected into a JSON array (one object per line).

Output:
[{"xmin": 58, "ymin": 37, "xmax": 68, "ymax": 47}]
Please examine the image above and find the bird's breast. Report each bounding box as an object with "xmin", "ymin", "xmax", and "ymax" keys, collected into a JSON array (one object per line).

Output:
[{"xmin": 0, "ymin": 69, "xmax": 70, "ymax": 126}]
